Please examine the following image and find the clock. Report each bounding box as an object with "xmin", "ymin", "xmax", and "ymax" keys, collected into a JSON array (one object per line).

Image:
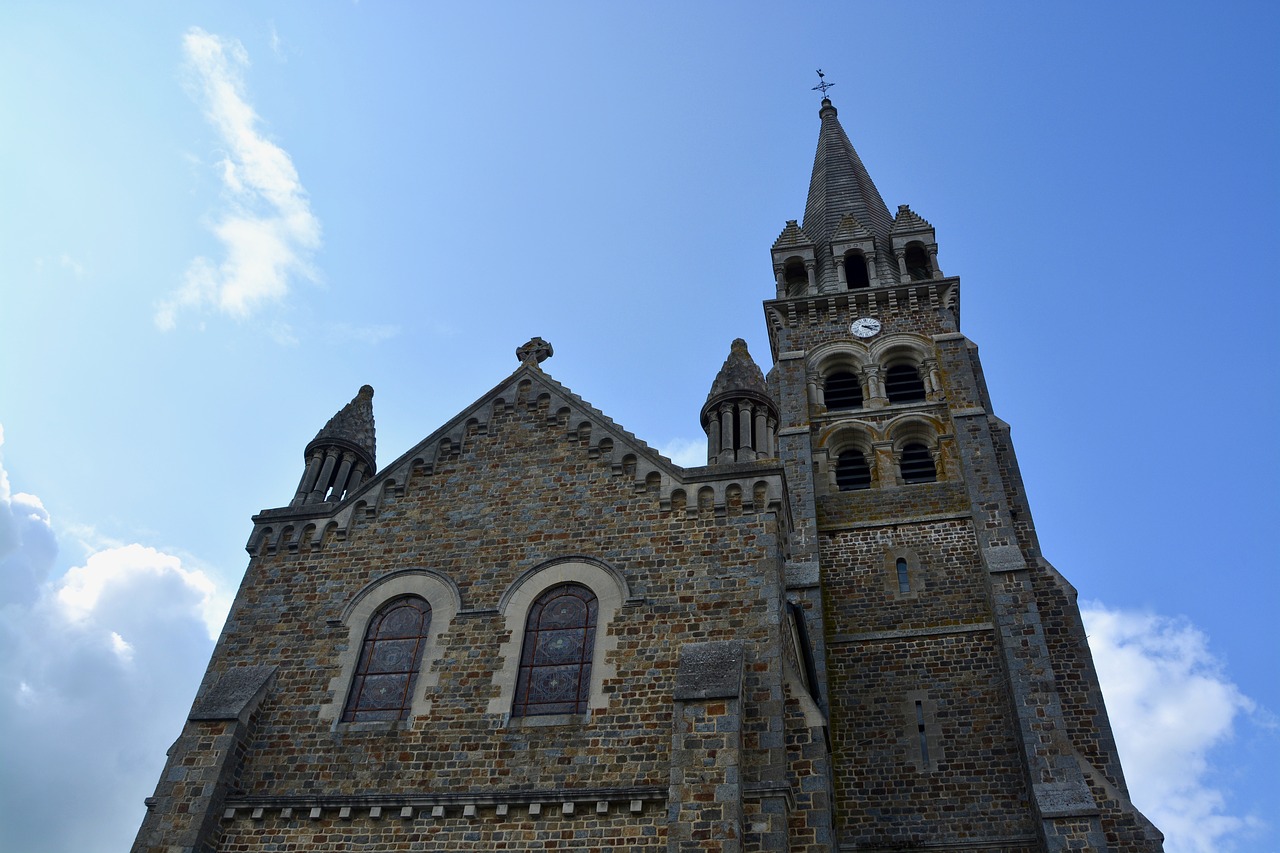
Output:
[{"xmin": 850, "ymin": 317, "xmax": 881, "ymax": 338}]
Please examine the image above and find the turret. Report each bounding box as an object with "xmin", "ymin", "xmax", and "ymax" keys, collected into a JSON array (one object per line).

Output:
[
  {"xmin": 290, "ymin": 385, "xmax": 377, "ymax": 507},
  {"xmin": 700, "ymin": 339, "xmax": 778, "ymax": 465}
]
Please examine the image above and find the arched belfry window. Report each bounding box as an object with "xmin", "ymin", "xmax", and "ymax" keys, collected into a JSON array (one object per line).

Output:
[
  {"xmin": 904, "ymin": 244, "xmax": 931, "ymax": 281},
  {"xmin": 844, "ymin": 251, "xmax": 870, "ymax": 289},
  {"xmin": 513, "ymin": 583, "xmax": 598, "ymax": 717},
  {"xmin": 836, "ymin": 450, "xmax": 872, "ymax": 491},
  {"xmin": 784, "ymin": 259, "xmax": 808, "ymax": 296},
  {"xmin": 900, "ymin": 443, "xmax": 938, "ymax": 484},
  {"xmin": 824, "ymin": 370, "xmax": 863, "ymax": 410},
  {"xmin": 885, "ymin": 364, "xmax": 927, "ymax": 404},
  {"xmin": 342, "ymin": 595, "xmax": 432, "ymax": 723}
]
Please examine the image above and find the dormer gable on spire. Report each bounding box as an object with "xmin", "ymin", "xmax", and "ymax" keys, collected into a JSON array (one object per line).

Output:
[
  {"xmin": 829, "ymin": 213, "xmax": 884, "ymax": 290},
  {"xmin": 891, "ymin": 204, "xmax": 941, "ymax": 281},
  {"xmin": 771, "ymin": 220, "xmax": 817, "ymax": 298}
]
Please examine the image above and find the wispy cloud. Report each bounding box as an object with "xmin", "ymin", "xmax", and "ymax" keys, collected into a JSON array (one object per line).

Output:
[
  {"xmin": 157, "ymin": 27, "xmax": 321, "ymax": 331},
  {"xmin": 1083, "ymin": 603, "xmax": 1265, "ymax": 853},
  {"xmin": 657, "ymin": 436, "xmax": 706, "ymax": 468}
]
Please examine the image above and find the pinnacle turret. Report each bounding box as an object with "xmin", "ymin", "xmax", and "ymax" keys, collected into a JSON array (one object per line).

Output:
[
  {"xmin": 700, "ymin": 339, "xmax": 778, "ymax": 465},
  {"xmin": 290, "ymin": 385, "xmax": 377, "ymax": 507}
]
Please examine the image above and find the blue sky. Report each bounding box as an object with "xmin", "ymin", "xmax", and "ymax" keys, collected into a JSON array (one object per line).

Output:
[{"xmin": 1, "ymin": 3, "xmax": 1277, "ymax": 852}]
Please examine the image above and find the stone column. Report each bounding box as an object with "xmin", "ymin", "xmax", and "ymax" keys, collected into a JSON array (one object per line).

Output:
[
  {"xmin": 707, "ymin": 416, "xmax": 721, "ymax": 465},
  {"xmin": 719, "ymin": 407, "xmax": 735, "ymax": 465},
  {"xmin": 346, "ymin": 461, "xmax": 368, "ymax": 495},
  {"xmin": 923, "ymin": 357, "xmax": 943, "ymax": 400},
  {"xmin": 834, "ymin": 254, "xmax": 846, "ymax": 288},
  {"xmin": 804, "ymin": 259, "xmax": 816, "ymax": 292},
  {"xmin": 737, "ymin": 401, "xmax": 754, "ymax": 460},
  {"xmin": 865, "ymin": 366, "xmax": 886, "ymax": 408},
  {"xmin": 895, "ymin": 249, "xmax": 908, "ymax": 281},
  {"xmin": 308, "ymin": 448, "xmax": 340, "ymax": 503},
  {"xmin": 927, "ymin": 243, "xmax": 941, "ymax": 277},
  {"xmin": 291, "ymin": 449, "xmax": 324, "ymax": 507},
  {"xmin": 328, "ymin": 452, "xmax": 354, "ymax": 502},
  {"xmin": 866, "ymin": 251, "xmax": 882, "ymax": 287},
  {"xmin": 754, "ymin": 408, "xmax": 768, "ymax": 460}
]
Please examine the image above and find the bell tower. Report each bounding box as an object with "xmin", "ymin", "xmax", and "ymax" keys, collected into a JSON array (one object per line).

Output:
[{"xmin": 761, "ymin": 94, "xmax": 1163, "ymax": 851}]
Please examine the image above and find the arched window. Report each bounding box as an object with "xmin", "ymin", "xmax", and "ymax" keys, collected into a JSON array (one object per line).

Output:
[
  {"xmin": 885, "ymin": 364, "xmax": 927, "ymax": 404},
  {"xmin": 900, "ymin": 443, "xmax": 937, "ymax": 484},
  {"xmin": 836, "ymin": 449, "xmax": 872, "ymax": 491},
  {"xmin": 824, "ymin": 370, "xmax": 863, "ymax": 410},
  {"xmin": 341, "ymin": 595, "xmax": 432, "ymax": 723},
  {"xmin": 784, "ymin": 259, "xmax": 808, "ymax": 296},
  {"xmin": 904, "ymin": 245, "xmax": 931, "ymax": 281},
  {"xmin": 844, "ymin": 251, "xmax": 870, "ymax": 289},
  {"xmin": 513, "ymin": 583, "xmax": 598, "ymax": 717},
  {"xmin": 896, "ymin": 557, "xmax": 911, "ymax": 593}
]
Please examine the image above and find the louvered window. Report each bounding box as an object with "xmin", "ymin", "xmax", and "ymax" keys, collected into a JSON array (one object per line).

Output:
[
  {"xmin": 885, "ymin": 364, "xmax": 926, "ymax": 404},
  {"xmin": 513, "ymin": 584, "xmax": 598, "ymax": 717},
  {"xmin": 342, "ymin": 596, "xmax": 431, "ymax": 723},
  {"xmin": 900, "ymin": 443, "xmax": 937, "ymax": 484},
  {"xmin": 824, "ymin": 371, "xmax": 863, "ymax": 410},
  {"xmin": 836, "ymin": 450, "xmax": 872, "ymax": 491}
]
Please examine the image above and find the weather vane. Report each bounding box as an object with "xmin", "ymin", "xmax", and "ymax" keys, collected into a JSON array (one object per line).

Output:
[{"xmin": 812, "ymin": 69, "xmax": 834, "ymax": 98}]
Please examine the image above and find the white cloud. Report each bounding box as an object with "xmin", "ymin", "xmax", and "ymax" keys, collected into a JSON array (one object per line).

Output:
[
  {"xmin": 157, "ymin": 27, "xmax": 321, "ymax": 331},
  {"xmin": 0, "ymin": 428, "xmax": 223, "ymax": 853},
  {"xmin": 658, "ymin": 436, "xmax": 706, "ymax": 468},
  {"xmin": 1083, "ymin": 602, "xmax": 1265, "ymax": 853}
]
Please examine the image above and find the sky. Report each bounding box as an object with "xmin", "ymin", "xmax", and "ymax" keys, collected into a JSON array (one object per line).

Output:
[{"xmin": 0, "ymin": 3, "xmax": 1277, "ymax": 851}]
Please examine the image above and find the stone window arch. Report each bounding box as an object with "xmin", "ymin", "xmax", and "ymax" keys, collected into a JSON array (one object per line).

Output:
[
  {"xmin": 341, "ymin": 596, "xmax": 432, "ymax": 723},
  {"xmin": 887, "ymin": 417, "xmax": 945, "ymax": 486},
  {"xmin": 512, "ymin": 583, "xmax": 598, "ymax": 717},
  {"xmin": 819, "ymin": 424, "xmax": 879, "ymax": 494},
  {"xmin": 321, "ymin": 568, "xmax": 460, "ymax": 725},
  {"xmin": 489, "ymin": 558, "xmax": 626, "ymax": 722}
]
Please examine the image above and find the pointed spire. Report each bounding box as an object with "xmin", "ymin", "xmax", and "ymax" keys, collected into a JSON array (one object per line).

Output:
[
  {"xmin": 291, "ymin": 386, "xmax": 378, "ymax": 507},
  {"xmin": 802, "ymin": 98, "xmax": 894, "ymax": 289},
  {"xmin": 700, "ymin": 339, "xmax": 778, "ymax": 465},
  {"xmin": 308, "ymin": 385, "xmax": 377, "ymax": 467}
]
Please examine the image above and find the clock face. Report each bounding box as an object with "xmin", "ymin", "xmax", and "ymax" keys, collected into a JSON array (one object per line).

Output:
[{"xmin": 851, "ymin": 317, "xmax": 881, "ymax": 338}]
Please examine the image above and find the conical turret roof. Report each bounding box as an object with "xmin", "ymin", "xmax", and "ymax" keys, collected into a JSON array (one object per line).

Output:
[
  {"xmin": 705, "ymin": 339, "xmax": 770, "ymax": 403},
  {"xmin": 306, "ymin": 384, "xmax": 377, "ymax": 470}
]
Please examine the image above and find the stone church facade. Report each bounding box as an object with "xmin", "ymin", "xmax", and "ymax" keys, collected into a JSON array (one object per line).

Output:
[{"xmin": 133, "ymin": 98, "xmax": 1163, "ymax": 852}]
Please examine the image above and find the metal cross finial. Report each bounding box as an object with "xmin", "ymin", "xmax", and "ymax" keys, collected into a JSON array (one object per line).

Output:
[{"xmin": 812, "ymin": 69, "xmax": 835, "ymax": 98}]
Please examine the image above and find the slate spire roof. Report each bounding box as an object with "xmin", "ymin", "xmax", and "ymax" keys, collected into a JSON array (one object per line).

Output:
[
  {"xmin": 799, "ymin": 98, "xmax": 897, "ymax": 290},
  {"xmin": 306, "ymin": 384, "xmax": 377, "ymax": 470},
  {"xmin": 803, "ymin": 98, "xmax": 892, "ymax": 249}
]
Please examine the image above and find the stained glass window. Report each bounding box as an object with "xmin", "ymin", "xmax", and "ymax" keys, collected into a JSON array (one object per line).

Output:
[
  {"xmin": 341, "ymin": 595, "xmax": 431, "ymax": 723},
  {"xmin": 512, "ymin": 583, "xmax": 598, "ymax": 717}
]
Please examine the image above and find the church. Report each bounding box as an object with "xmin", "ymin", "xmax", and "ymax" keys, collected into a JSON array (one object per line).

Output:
[{"xmin": 133, "ymin": 94, "xmax": 1163, "ymax": 852}]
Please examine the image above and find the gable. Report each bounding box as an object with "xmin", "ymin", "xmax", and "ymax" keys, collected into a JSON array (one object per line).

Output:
[{"xmin": 249, "ymin": 365, "xmax": 791, "ymax": 558}]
